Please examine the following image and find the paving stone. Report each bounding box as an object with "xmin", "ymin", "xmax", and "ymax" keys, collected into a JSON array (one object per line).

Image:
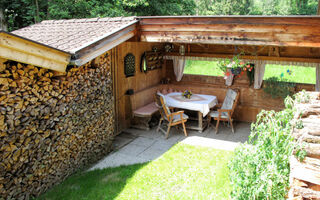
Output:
[
  {"xmin": 89, "ymin": 152, "xmax": 146, "ymax": 170},
  {"xmin": 130, "ymin": 137, "xmax": 156, "ymax": 147},
  {"xmin": 117, "ymin": 144, "xmax": 148, "ymax": 157},
  {"xmin": 112, "ymin": 135, "xmax": 136, "ymax": 150},
  {"xmin": 137, "ymin": 146, "xmax": 169, "ymax": 161},
  {"xmin": 89, "ymin": 122, "xmax": 251, "ymax": 170}
]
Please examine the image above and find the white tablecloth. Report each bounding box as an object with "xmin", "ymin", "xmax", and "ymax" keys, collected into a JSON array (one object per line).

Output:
[{"xmin": 164, "ymin": 92, "xmax": 218, "ymax": 116}]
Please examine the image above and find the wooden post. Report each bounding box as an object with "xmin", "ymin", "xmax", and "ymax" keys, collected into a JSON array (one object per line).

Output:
[
  {"xmin": 317, "ymin": 0, "xmax": 320, "ymax": 91},
  {"xmin": 316, "ymin": 64, "xmax": 320, "ymax": 92}
]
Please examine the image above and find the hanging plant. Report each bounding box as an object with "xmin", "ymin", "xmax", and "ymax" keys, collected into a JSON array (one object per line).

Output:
[
  {"xmin": 245, "ymin": 63, "xmax": 255, "ymax": 86},
  {"xmin": 218, "ymin": 54, "xmax": 250, "ymax": 79}
]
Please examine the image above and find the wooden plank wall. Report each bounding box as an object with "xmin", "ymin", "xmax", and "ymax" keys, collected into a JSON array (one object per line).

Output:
[{"xmin": 114, "ymin": 42, "xmax": 166, "ymax": 134}]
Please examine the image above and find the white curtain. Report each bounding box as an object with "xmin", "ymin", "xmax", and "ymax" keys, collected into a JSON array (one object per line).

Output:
[
  {"xmin": 316, "ymin": 64, "xmax": 320, "ymax": 91},
  {"xmin": 254, "ymin": 60, "xmax": 266, "ymax": 89},
  {"xmin": 173, "ymin": 56, "xmax": 186, "ymax": 82}
]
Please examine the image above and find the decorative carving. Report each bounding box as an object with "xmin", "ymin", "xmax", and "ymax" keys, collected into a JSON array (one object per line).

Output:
[{"xmin": 124, "ymin": 53, "xmax": 135, "ymax": 77}]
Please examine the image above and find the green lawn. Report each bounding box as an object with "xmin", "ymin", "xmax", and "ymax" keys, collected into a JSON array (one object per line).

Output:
[
  {"xmin": 37, "ymin": 143, "xmax": 233, "ymax": 200},
  {"xmin": 184, "ymin": 60, "xmax": 316, "ymax": 84}
]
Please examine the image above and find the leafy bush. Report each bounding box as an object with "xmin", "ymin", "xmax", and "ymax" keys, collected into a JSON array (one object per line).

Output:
[
  {"xmin": 263, "ymin": 76, "xmax": 295, "ymax": 99},
  {"xmin": 229, "ymin": 97, "xmax": 295, "ymax": 199},
  {"xmin": 293, "ymin": 89, "xmax": 310, "ymax": 103}
]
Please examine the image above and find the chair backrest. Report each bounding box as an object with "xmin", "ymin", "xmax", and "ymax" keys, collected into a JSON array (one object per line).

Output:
[
  {"xmin": 221, "ymin": 89, "xmax": 239, "ymax": 115},
  {"xmin": 154, "ymin": 93, "xmax": 171, "ymax": 120}
]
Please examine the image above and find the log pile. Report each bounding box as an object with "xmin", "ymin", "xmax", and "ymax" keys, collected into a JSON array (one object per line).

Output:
[
  {"xmin": 0, "ymin": 52, "xmax": 114, "ymax": 199},
  {"xmin": 289, "ymin": 92, "xmax": 320, "ymax": 200}
]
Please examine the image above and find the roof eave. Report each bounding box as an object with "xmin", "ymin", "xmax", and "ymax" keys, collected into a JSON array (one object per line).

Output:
[
  {"xmin": 71, "ymin": 22, "xmax": 138, "ymax": 66},
  {"xmin": 0, "ymin": 31, "xmax": 71, "ymax": 72}
]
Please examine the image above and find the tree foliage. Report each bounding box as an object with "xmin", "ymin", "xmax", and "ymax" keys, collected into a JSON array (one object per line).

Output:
[{"xmin": 1, "ymin": 0, "xmax": 319, "ymax": 31}]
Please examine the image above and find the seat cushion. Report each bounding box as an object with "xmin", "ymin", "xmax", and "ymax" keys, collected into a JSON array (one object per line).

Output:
[
  {"xmin": 209, "ymin": 111, "xmax": 228, "ymax": 119},
  {"xmin": 171, "ymin": 113, "xmax": 189, "ymax": 123},
  {"xmin": 133, "ymin": 102, "xmax": 158, "ymax": 117}
]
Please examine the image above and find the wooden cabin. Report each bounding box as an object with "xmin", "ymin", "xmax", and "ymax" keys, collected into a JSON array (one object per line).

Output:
[{"xmin": 1, "ymin": 16, "xmax": 320, "ymax": 198}]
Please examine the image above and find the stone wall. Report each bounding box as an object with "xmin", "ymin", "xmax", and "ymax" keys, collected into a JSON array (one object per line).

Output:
[{"xmin": 0, "ymin": 52, "xmax": 114, "ymax": 199}]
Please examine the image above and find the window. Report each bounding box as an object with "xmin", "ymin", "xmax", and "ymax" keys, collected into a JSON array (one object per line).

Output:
[
  {"xmin": 263, "ymin": 64, "xmax": 316, "ymax": 84},
  {"xmin": 183, "ymin": 60, "xmax": 224, "ymax": 76}
]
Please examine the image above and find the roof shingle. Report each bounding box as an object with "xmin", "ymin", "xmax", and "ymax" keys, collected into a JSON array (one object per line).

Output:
[{"xmin": 12, "ymin": 16, "xmax": 137, "ymax": 54}]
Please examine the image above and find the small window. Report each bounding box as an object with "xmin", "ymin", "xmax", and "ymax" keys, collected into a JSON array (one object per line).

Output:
[
  {"xmin": 263, "ymin": 64, "xmax": 316, "ymax": 84},
  {"xmin": 183, "ymin": 60, "xmax": 224, "ymax": 76}
]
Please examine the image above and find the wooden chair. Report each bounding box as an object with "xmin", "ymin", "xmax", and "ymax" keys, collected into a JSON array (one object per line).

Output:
[
  {"xmin": 154, "ymin": 93, "xmax": 188, "ymax": 139},
  {"xmin": 208, "ymin": 89, "xmax": 240, "ymax": 134}
]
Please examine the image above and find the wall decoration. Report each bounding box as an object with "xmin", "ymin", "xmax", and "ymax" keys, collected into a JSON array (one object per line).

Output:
[
  {"xmin": 164, "ymin": 43, "xmax": 174, "ymax": 52},
  {"xmin": 124, "ymin": 53, "xmax": 135, "ymax": 77},
  {"xmin": 144, "ymin": 51, "xmax": 163, "ymax": 71},
  {"xmin": 179, "ymin": 45, "xmax": 185, "ymax": 55},
  {"xmin": 140, "ymin": 52, "xmax": 147, "ymax": 73}
]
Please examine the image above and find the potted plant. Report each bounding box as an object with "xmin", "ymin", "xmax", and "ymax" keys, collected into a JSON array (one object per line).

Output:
[{"xmin": 218, "ymin": 54, "xmax": 251, "ymax": 79}]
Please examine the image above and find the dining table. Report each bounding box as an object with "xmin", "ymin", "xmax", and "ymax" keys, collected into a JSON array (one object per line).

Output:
[{"xmin": 164, "ymin": 92, "xmax": 218, "ymax": 133}]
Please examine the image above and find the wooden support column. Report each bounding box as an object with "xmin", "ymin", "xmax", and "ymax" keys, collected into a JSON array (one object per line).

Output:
[{"xmin": 316, "ymin": 64, "xmax": 320, "ymax": 92}]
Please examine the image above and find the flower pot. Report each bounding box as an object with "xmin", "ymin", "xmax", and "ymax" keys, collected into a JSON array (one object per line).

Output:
[{"xmin": 231, "ymin": 67, "xmax": 242, "ymax": 75}]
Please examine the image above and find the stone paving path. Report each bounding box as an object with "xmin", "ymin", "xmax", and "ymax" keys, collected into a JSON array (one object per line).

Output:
[{"xmin": 89, "ymin": 122, "xmax": 251, "ymax": 170}]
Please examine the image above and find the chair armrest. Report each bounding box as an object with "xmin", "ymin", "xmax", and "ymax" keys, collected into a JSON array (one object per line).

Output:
[
  {"xmin": 217, "ymin": 109, "xmax": 231, "ymax": 113},
  {"xmin": 168, "ymin": 111, "xmax": 184, "ymax": 122},
  {"xmin": 171, "ymin": 111, "xmax": 184, "ymax": 116},
  {"xmin": 217, "ymin": 109, "xmax": 233, "ymax": 118}
]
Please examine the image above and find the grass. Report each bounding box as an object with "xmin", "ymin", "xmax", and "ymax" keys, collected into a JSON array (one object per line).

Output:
[
  {"xmin": 37, "ymin": 143, "xmax": 233, "ymax": 200},
  {"xmin": 184, "ymin": 60, "xmax": 224, "ymax": 77},
  {"xmin": 184, "ymin": 60, "xmax": 316, "ymax": 84}
]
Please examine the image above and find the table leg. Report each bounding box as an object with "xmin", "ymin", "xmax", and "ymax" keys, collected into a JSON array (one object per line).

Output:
[{"xmin": 198, "ymin": 111, "xmax": 203, "ymax": 133}]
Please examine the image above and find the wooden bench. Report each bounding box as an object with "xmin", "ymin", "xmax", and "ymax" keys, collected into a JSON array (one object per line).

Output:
[{"xmin": 132, "ymin": 102, "xmax": 159, "ymax": 130}]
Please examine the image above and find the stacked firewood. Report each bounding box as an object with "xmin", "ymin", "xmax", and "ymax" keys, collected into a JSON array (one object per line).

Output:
[
  {"xmin": 289, "ymin": 92, "xmax": 320, "ymax": 200},
  {"xmin": 0, "ymin": 52, "xmax": 114, "ymax": 199}
]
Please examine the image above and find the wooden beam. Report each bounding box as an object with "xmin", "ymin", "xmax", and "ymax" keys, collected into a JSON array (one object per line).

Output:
[
  {"xmin": 0, "ymin": 46, "xmax": 68, "ymax": 72},
  {"xmin": 166, "ymin": 52, "xmax": 320, "ymax": 63},
  {"xmin": 140, "ymin": 31, "xmax": 320, "ymax": 48},
  {"xmin": 139, "ymin": 16, "xmax": 320, "ymax": 26},
  {"xmin": 140, "ymin": 24, "xmax": 320, "ymax": 35},
  {"xmin": 138, "ymin": 16, "xmax": 320, "ymax": 48},
  {"xmin": 0, "ymin": 32, "xmax": 70, "ymax": 72}
]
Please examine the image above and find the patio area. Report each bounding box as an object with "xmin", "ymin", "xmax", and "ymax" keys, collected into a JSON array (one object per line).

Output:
[{"xmin": 90, "ymin": 122, "xmax": 251, "ymax": 170}]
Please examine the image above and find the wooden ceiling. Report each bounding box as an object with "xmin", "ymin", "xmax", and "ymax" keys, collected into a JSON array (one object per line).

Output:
[{"xmin": 137, "ymin": 16, "xmax": 320, "ymax": 48}]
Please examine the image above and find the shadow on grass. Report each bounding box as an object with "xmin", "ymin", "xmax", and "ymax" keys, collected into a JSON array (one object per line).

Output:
[{"xmin": 36, "ymin": 162, "xmax": 147, "ymax": 200}]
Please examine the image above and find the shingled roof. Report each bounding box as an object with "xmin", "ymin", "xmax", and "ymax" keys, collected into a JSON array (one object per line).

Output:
[{"xmin": 12, "ymin": 16, "xmax": 138, "ymax": 54}]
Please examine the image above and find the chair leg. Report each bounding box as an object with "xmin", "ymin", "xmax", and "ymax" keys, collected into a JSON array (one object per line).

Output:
[
  {"xmin": 207, "ymin": 115, "xmax": 211, "ymax": 128},
  {"xmin": 215, "ymin": 119, "xmax": 220, "ymax": 134},
  {"xmin": 165, "ymin": 124, "xmax": 171, "ymax": 139},
  {"xmin": 230, "ymin": 119, "xmax": 235, "ymax": 133},
  {"xmin": 157, "ymin": 118, "xmax": 163, "ymax": 132},
  {"xmin": 181, "ymin": 121, "xmax": 187, "ymax": 136}
]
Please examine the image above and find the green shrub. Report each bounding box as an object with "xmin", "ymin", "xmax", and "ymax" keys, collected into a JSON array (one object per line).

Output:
[
  {"xmin": 263, "ymin": 76, "xmax": 295, "ymax": 99},
  {"xmin": 229, "ymin": 97, "xmax": 295, "ymax": 199}
]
